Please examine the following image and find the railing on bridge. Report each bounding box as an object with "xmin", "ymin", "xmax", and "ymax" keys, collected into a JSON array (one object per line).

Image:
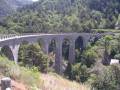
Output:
[
  {"xmin": 0, "ymin": 34, "xmax": 21, "ymax": 40},
  {"xmin": 0, "ymin": 33, "xmax": 43, "ymax": 40}
]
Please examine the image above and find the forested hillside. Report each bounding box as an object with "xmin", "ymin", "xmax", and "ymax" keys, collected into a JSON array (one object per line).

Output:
[
  {"xmin": 0, "ymin": 1, "xmax": 120, "ymax": 90},
  {"xmin": 0, "ymin": 0, "xmax": 120, "ymax": 33},
  {"xmin": 0, "ymin": 0, "xmax": 32, "ymax": 17}
]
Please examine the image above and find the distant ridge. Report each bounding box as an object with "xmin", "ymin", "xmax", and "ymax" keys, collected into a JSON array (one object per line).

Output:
[{"xmin": 0, "ymin": 0, "xmax": 33, "ymax": 17}]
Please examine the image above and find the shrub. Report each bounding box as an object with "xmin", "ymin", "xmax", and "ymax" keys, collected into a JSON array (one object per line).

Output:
[
  {"xmin": 82, "ymin": 49, "xmax": 98, "ymax": 67},
  {"xmin": 114, "ymin": 54, "xmax": 120, "ymax": 60},
  {"xmin": 72, "ymin": 63, "xmax": 90, "ymax": 83},
  {"xmin": 0, "ymin": 56, "xmax": 42, "ymax": 89},
  {"xmin": 91, "ymin": 65, "xmax": 120, "ymax": 90},
  {"xmin": 19, "ymin": 43, "xmax": 50, "ymax": 73}
]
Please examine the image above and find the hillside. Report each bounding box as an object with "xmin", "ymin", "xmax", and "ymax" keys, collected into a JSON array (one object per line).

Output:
[
  {"xmin": 0, "ymin": 0, "xmax": 32, "ymax": 17},
  {"xmin": 0, "ymin": 0, "xmax": 119, "ymax": 33},
  {"xmin": 41, "ymin": 73, "xmax": 90, "ymax": 90},
  {"xmin": 0, "ymin": 56, "xmax": 90, "ymax": 90},
  {"xmin": 0, "ymin": 0, "xmax": 13, "ymax": 17}
]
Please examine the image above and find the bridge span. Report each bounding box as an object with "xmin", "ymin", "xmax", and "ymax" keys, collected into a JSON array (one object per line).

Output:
[{"xmin": 0, "ymin": 33, "xmax": 108, "ymax": 74}]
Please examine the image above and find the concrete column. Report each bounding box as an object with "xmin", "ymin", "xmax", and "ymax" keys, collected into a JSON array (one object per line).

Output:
[
  {"xmin": 55, "ymin": 39, "xmax": 63, "ymax": 74},
  {"xmin": 69, "ymin": 39, "xmax": 75, "ymax": 64},
  {"xmin": 9, "ymin": 44, "xmax": 20, "ymax": 64}
]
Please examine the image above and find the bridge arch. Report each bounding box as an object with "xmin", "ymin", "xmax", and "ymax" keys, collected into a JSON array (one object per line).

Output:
[
  {"xmin": 49, "ymin": 38, "xmax": 56, "ymax": 55},
  {"xmin": 1, "ymin": 45, "xmax": 14, "ymax": 61},
  {"xmin": 62, "ymin": 38, "xmax": 71, "ymax": 72},
  {"xmin": 0, "ymin": 44, "xmax": 20, "ymax": 63},
  {"xmin": 75, "ymin": 36, "xmax": 84, "ymax": 52},
  {"xmin": 62, "ymin": 38, "xmax": 70, "ymax": 60}
]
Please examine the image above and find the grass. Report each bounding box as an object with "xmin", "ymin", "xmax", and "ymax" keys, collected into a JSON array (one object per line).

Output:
[
  {"xmin": 41, "ymin": 73, "xmax": 91, "ymax": 90},
  {"xmin": 0, "ymin": 56, "xmax": 42, "ymax": 89},
  {"xmin": 0, "ymin": 56, "xmax": 91, "ymax": 90}
]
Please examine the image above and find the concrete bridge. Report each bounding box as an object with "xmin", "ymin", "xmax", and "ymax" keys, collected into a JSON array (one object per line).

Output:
[{"xmin": 0, "ymin": 33, "xmax": 110, "ymax": 73}]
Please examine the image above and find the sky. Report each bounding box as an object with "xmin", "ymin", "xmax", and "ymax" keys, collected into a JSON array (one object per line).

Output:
[{"xmin": 32, "ymin": 0, "xmax": 39, "ymax": 2}]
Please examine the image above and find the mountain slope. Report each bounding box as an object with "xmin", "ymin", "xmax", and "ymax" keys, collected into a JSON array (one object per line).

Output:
[
  {"xmin": 0, "ymin": 0, "xmax": 33, "ymax": 17},
  {"xmin": 41, "ymin": 73, "xmax": 90, "ymax": 90},
  {"xmin": 0, "ymin": 0, "xmax": 13, "ymax": 16},
  {"xmin": 0, "ymin": 0, "xmax": 120, "ymax": 33}
]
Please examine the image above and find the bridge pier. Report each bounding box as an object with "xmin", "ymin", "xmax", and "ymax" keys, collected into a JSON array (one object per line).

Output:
[
  {"xmin": 55, "ymin": 38, "xmax": 63, "ymax": 74},
  {"xmin": 69, "ymin": 39, "xmax": 75, "ymax": 64},
  {"xmin": 9, "ymin": 44, "xmax": 20, "ymax": 64}
]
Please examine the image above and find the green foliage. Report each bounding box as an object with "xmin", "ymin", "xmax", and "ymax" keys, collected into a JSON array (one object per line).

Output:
[
  {"xmin": 91, "ymin": 65, "xmax": 120, "ymax": 90},
  {"xmin": 82, "ymin": 48, "xmax": 98, "ymax": 67},
  {"xmin": 0, "ymin": 0, "xmax": 120, "ymax": 33},
  {"xmin": 114, "ymin": 54, "xmax": 120, "ymax": 60},
  {"xmin": 72, "ymin": 63, "xmax": 90, "ymax": 83},
  {"xmin": 0, "ymin": 56, "xmax": 42, "ymax": 88},
  {"xmin": 19, "ymin": 43, "xmax": 49, "ymax": 72},
  {"xmin": 64, "ymin": 63, "xmax": 73, "ymax": 79}
]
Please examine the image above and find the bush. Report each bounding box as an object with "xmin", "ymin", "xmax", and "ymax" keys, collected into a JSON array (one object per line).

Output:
[
  {"xmin": 0, "ymin": 56, "xmax": 42, "ymax": 89},
  {"xmin": 19, "ymin": 43, "xmax": 50, "ymax": 73},
  {"xmin": 64, "ymin": 62, "xmax": 72, "ymax": 79},
  {"xmin": 91, "ymin": 65, "xmax": 120, "ymax": 90},
  {"xmin": 82, "ymin": 49, "xmax": 98, "ymax": 67},
  {"xmin": 114, "ymin": 54, "xmax": 120, "ymax": 60},
  {"xmin": 72, "ymin": 63, "xmax": 90, "ymax": 83}
]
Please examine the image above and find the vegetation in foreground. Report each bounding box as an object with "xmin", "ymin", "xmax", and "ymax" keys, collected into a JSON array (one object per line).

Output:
[
  {"xmin": 0, "ymin": 56, "xmax": 41, "ymax": 89},
  {"xmin": 0, "ymin": 56, "xmax": 90, "ymax": 90}
]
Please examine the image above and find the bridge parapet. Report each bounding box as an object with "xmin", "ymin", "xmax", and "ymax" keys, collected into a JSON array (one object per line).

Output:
[{"xmin": 0, "ymin": 34, "xmax": 17, "ymax": 40}]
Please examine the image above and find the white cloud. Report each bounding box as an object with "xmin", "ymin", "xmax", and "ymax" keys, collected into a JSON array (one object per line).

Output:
[{"xmin": 32, "ymin": 0, "xmax": 39, "ymax": 2}]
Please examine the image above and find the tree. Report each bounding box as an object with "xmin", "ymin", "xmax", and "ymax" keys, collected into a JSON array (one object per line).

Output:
[
  {"xmin": 82, "ymin": 49, "xmax": 98, "ymax": 67},
  {"xmin": 72, "ymin": 63, "xmax": 89, "ymax": 83},
  {"xmin": 92, "ymin": 65, "xmax": 120, "ymax": 90},
  {"xmin": 101, "ymin": 35, "xmax": 113, "ymax": 65},
  {"xmin": 64, "ymin": 62, "xmax": 73, "ymax": 79},
  {"xmin": 19, "ymin": 43, "xmax": 50, "ymax": 72}
]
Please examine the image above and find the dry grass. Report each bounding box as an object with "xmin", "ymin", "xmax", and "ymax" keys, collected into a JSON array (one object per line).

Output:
[
  {"xmin": 41, "ymin": 73, "xmax": 90, "ymax": 90},
  {"xmin": 0, "ymin": 56, "xmax": 90, "ymax": 90}
]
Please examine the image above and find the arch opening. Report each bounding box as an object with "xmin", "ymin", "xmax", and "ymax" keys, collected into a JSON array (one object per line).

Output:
[
  {"xmin": 75, "ymin": 36, "xmax": 84, "ymax": 52},
  {"xmin": 1, "ymin": 45, "xmax": 14, "ymax": 61},
  {"xmin": 62, "ymin": 38, "xmax": 70, "ymax": 72},
  {"xmin": 48, "ymin": 38, "xmax": 56, "ymax": 68},
  {"xmin": 49, "ymin": 39, "xmax": 56, "ymax": 55},
  {"xmin": 75, "ymin": 36, "xmax": 84, "ymax": 62},
  {"xmin": 62, "ymin": 38, "xmax": 70, "ymax": 61}
]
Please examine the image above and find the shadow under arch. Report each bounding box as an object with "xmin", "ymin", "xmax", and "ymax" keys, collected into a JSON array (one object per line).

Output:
[
  {"xmin": 75, "ymin": 36, "xmax": 84, "ymax": 52},
  {"xmin": 75, "ymin": 36, "xmax": 84, "ymax": 62},
  {"xmin": 62, "ymin": 38, "xmax": 71, "ymax": 73},
  {"xmin": 1, "ymin": 45, "xmax": 14, "ymax": 61},
  {"xmin": 62, "ymin": 38, "xmax": 70, "ymax": 60},
  {"xmin": 49, "ymin": 38, "xmax": 56, "ymax": 58}
]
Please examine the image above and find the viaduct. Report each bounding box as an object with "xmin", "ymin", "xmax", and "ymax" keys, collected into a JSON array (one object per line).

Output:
[{"xmin": 0, "ymin": 33, "xmax": 110, "ymax": 74}]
